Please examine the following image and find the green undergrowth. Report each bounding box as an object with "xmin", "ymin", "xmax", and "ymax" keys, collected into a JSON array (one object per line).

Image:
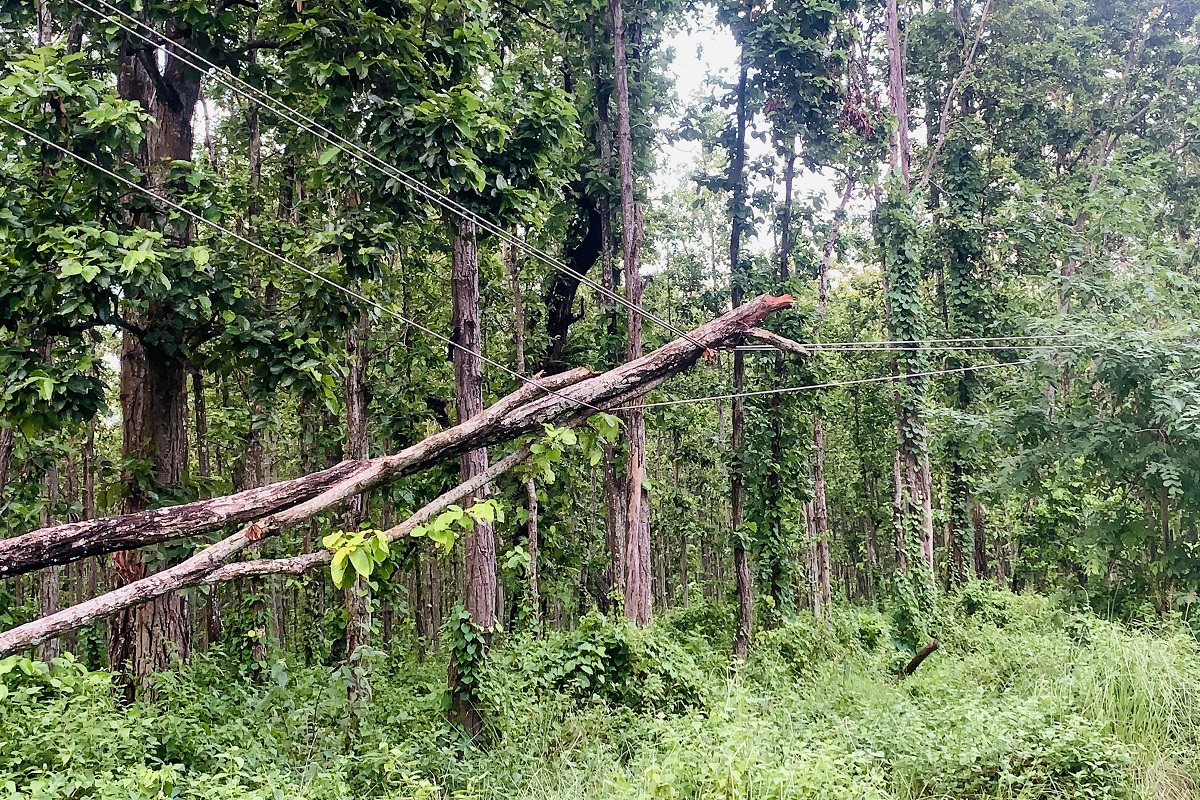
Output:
[{"xmin": 3, "ymin": 585, "xmax": 1199, "ymax": 799}]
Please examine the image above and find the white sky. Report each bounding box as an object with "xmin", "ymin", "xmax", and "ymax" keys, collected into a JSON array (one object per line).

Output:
[{"xmin": 655, "ymin": 12, "xmax": 841, "ymax": 259}]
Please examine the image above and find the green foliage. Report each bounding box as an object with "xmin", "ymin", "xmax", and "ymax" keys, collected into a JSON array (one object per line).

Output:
[
  {"xmin": 493, "ymin": 612, "xmax": 705, "ymax": 714},
  {"xmin": 324, "ymin": 528, "xmax": 392, "ymax": 589},
  {"xmin": 444, "ymin": 606, "xmax": 489, "ymax": 711},
  {"xmin": 6, "ymin": 591, "xmax": 1193, "ymax": 799},
  {"xmin": 408, "ymin": 499, "xmax": 504, "ymax": 554}
]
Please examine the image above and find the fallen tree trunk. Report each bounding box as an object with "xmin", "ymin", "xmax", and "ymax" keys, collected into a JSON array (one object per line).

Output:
[
  {"xmin": 903, "ymin": 639, "xmax": 940, "ymax": 676},
  {"xmin": 745, "ymin": 327, "xmax": 812, "ymax": 359},
  {"xmin": 0, "ymin": 369, "xmax": 588, "ymax": 579},
  {"xmin": 205, "ymin": 446, "xmax": 531, "ymax": 582},
  {"xmin": 0, "ymin": 447, "xmax": 528, "ymax": 656},
  {"xmin": 0, "ymin": 294, "xmax": 791, "ymax": 654}
]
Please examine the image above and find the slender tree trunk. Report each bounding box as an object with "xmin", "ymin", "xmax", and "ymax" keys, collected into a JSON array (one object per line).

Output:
[
  {"xmin": 192, "ymin": 371, "xmax": 210, "ymax": 487},
  {"xmin": 610, "ymin": 0, "xmax": 651, "ymax": 627},
  {"xmin": 449, "ymin": 218, "xmax": 496, "ymax": 738},
  {"xmin": 807, "ymin": 183, "xmax": 852, "ymax": 617},
  {"xmin": 37, "ymin": 465, "xmax": 61, "ymax": 662},
  {"xmin": 779, "ymin": 146, "xmax": 796, "ymax": 279},
  {"xmin": 525, "ymin": 478, "xmax": 541, "ymax": 628},
  {"xmin": 729, "ymin": 63, "xmax": 753, "ymax": 662},
  {"xmin": 885, "ymin": 0, "xmax": 910, "ymax": 183},
  {"xmin": 0, "ymin": 427, "xmax": 12, "ymax": 501},
  {"xmin": 343, "ymin": 307, "xmax": 371, "ymax": 695},
  {"xmin": 812, "ymin": 415, "xmax": 832, "ymax": 619},
  {"xmin": 507, "ymin": 240, "xmax": 543, "ymax": 631}
]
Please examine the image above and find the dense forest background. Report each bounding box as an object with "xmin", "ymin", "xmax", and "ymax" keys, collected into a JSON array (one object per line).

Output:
[{"xmin": 2, "ymin": 0, "xmax": 1200, "ymax": 797}]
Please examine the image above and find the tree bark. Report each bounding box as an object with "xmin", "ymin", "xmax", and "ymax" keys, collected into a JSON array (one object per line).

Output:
[
  {"xmin": 0, "ymin": 427, "xmax": 12, "ymax": 500},
  {"xmin": 813, "ymin": 415, "xmax": 832, "ymax": 619},
  {"xmin": 343, "ymin": 307, "xmax": 372, "ymax": 690},
  {"xmin": 37, "ymin": 464, "xmax": 61, "ymax": 662},
  {"xmin": 108, "ymin": 15, "xmax": 202, "ymax": 696},
  {"xmin": 779, "ymin": 146, "xmax": 796, "ymax": 280},
  {"xmin": 1, "ymin": 300, "xmax": 793, "ymax": 655},
  {"xmin": 449, "ymin": 218, "xmax": 496, "ymax": 738},
  {"xmin": 192, "ymin": 371, "xmax": 210, "ymax": 485},
  {"xmin": 885, "ymin": 0, "xmax": 910, "ymax": 183},
  {"xmin": 610, "ymin": 0, "xmax": 652, "ymax": 628},
  {"xmin": 729, "ymin": 63, "xmax": 753, "ymax": 662},
  {"xmin": 903, "ymin": 639, "xmax": 940, "ymax": 676}
]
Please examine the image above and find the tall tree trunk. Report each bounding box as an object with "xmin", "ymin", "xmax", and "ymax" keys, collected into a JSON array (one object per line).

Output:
[
  {"xmin": 192, "ymin": 371, "xmax": 210, "ymax": 487},
  {"xmin": 884, "ymin": 0, "xmax": 934, "ymax": 579},
  {"xmin": 779, "ymin": 146, "xmax": 796, "ymax": 279},
  {"xmin": 730, "ymin": 63, "xmax": 753, "ymax": 662},
  {"xmin": 885, "ymin": 0, "xmax": 911, "ymax": 183},
  {"xmin": 807, "ymin": 182, "xmax": 852, "ymax": 617},
  {"xmin": 812, "ymin": 415, "xmax": 832, "ymax": 619},
  {"xmin": 610, "ymin": 0, "xmax": 651, "ymax": 627},
  {"xmin": 507, "ymin": 237, "xmax": 541, "ymax": 631},
  {"xmin": 108, "ymin": 17, "xmax": 200, "ymax": 698},
  {"xmin": 449, "ymin": 218, "xmax": 496, "ymax": 738},
  {"xmin": 590, "ymin": 21, "xmax": 625, "ymax": 613},
  {"xmin": 343, "ymin": 307, "xmax": 371, "ymax": 696},
  {"xmin": 37, "ymin": 465, "xmax": 61, "ymax": 662}
]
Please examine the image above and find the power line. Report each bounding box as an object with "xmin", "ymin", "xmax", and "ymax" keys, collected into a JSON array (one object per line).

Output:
[
  {"xmin": 611, "ymin": 360, "xmax": 1034, "ymax": 410},
  {"xmin": 735, "ymin": 343, "xmax": 1091, "ymax": 353},
  {"xmin": 0, "ymin": 116, "xmax": 603, "ymax": 413},
  {"xmin": 73, "ymin": 0, "xmax": 708, "ymax": 351},
  {"xmin": 805, "ymin": 333, "xmax": 1087, "ymax": 347}
]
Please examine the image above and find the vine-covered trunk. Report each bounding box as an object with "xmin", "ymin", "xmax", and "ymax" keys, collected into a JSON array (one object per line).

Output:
[
  {"xmin": 882, "ymin": 2, "xmax": 934, "ymax": 580},
  {"xmin": 610, "ymin": 0, "xmax": 651, "ymax": 627},
  {"xmin": 729, "ymin": 63, "xmax": 753, "ymax": 662}
]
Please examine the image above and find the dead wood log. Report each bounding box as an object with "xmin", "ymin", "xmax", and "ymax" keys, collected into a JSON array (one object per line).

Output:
[
  {"xmin": 0, "ymin": 369, "xmax": 589, "ymax": 579},
  {"xmin": 205, "ymin": 446, "xmax": 531, "ymax": 582},
  {"xmin": 0, "ymin": 294, "xmax": 791, "ymax": 654},
  {"xmin": 903, "ymin": 639, "xmax": 940, "ymax": 676},
  {"xmin": 744, "ymin": 328, "xmax": 812, "ymax": 359}
]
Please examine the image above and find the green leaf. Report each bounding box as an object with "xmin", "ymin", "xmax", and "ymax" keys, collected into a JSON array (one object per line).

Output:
[
  {"xmin": 318, "ymin": 146, "xmax": 341, "ymax": 165},
  {"xmin": 330, "ymin": 550, "xmax": 348, "ymax": 588},
  {"xmin": 349, "ymin": 546, "xmax": 373, "ymax": 578},
  {"xmin": 428, "ymin": 525, "xmax": 456, "ymax": 552}
]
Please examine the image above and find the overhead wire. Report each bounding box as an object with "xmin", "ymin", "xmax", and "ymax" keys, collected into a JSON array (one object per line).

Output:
[
  {"xmin": 0, "ymin": 116, "xmax": 604, "ymax": 413},
  {"xmin": 610, "ymin": 360, "xmax": 1035, "ymax": 410},
  {"xmin": 72, "ymin": 0, "xmax": 710, "ymax": 351},
  {"xmin": 2, "ymin": 117, "xmax": 1057, "ymax": 419},
  {"xmin": 14, "ymin": 7, "xmax": 1081, "ymax": 418},
  {"xmin": 735, "ymin": 343, "xmax": 1091, "ymax": 353}
]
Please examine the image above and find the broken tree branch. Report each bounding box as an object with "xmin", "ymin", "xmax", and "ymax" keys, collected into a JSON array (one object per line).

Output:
[
  {"xmin": 0, "ymin": 295, "xmax": 792, "ymax": 654},
  {"xmin": 745, "ymin": 328, "xmax": 812, "ymax": 359},
  {"xmin": 903, "ymin": 639, "xmax": 940, "ymax": 676},
  {"xmin": 205, "ymin": 446, "xmax": 531, "ymax": 582},
  {"xmin": 0, "ymin": 370, "xmax": 589, "ymax": 578}
]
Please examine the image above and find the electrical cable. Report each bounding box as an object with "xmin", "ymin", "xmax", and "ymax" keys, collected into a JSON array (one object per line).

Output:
[
  {"xmin": 73, "ymin": 0, "xmax": 709, "ymax": 351},
  {"xmin": 610, "ymin": 359, "xmax": 1034, "ymax": 410},
  {"xmin": 0, "ymin": 116, "xmax": 604, "ymax": 413}
]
